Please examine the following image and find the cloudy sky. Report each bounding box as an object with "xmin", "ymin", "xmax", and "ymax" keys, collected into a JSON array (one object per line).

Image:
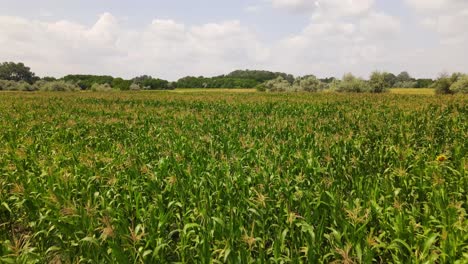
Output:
[{"xmin": 0, "ymin": 0, "xmax": 467, "ymax": 80}]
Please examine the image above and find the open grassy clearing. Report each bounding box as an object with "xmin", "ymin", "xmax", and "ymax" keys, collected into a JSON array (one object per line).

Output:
[
  {"xmin": 390, "ymin": 88, "xmax": 435, "ymax": 95},
  {"xmin": 0, "ymin": 91, "xmax": 467, "ymax": 263},
  {"xmin": 173, "ymin": 88, "xmax": 436, "ymax": 95},
  {"xmin": 173, "ymin": 88, "xmax": 257, "ymax": 93}
]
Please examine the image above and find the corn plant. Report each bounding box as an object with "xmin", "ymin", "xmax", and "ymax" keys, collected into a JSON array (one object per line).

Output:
[{"xmin": 0, "ymin": 91, "xmax": 466, "ymax": 263}]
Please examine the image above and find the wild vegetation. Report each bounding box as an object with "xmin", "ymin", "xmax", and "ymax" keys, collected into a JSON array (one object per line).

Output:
[
  {"xmin": 0, "ymin": 91, "xmax": 466, "ymax": 263},
  {"xmin": 3, "ymin": 62, "xmax": 464, "ymax": 93},
  {"xmin": 433, "ymin": 73, "xmax": 468, "ymax": 95}
]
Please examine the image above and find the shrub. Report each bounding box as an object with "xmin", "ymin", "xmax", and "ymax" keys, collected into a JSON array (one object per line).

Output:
[
  {"xmin": 328, "ymin": 79, "xmax": 341, "ymax": 90},
  {"xmin": 0, "ymin": 80, "xmax": 17, "ymax": 90},
  {"xmin": 91, "ymin": 83, "xmax": 114, "ymax": 92},
  {"xmin": 38, "ymin": 80, "xmax": 80, "ymax": 91},
  {"xmin": 415, "ymin": 78, "xmax": 434, "ymax": 88},
  {"xmin": 133, "ymin": 76, "xmax": 171, "ymax": 90},
  {"xmin": 369, "ymin": 71, "xmax": 390, "ymax": 93},
  {"xmin": 259, "ymin": 76, "xmax": 326, "ymax": 93},
  {"xmin": 129, "ymin": 83, "xmax": 141, "ymax": 91},
  {"xmin": 393, "ymin": 81, "xmax": 418, "ymax": 88},
  {"xmin": 450, "ymin": 74, "xmax": 468, "ymax": 94},
  {"xmin": 293, "ymin": 75, "xmax": 326, "ymax": 92},
  {"xmin": 263, "ymin": 76, "xmax": 293, "ymax": 92},
  {"xmin": 112, "ymin": 78, "xmax": 132, "ymax": 91},
  {"xmin": 255, "ymin": 84, "xmax": 266, "ymax": 92},
  {"xmin": 433, "ymin": 73, "xmax": 454, "ymax": 95},
  {"xmin": 16, "ymin": 81, "xmax": 36, "ymax": 91},
  {"xmin": 0, "ymin": 80, "xmax": 37, "ymax": 91},
  {"xmin": 62, "ymin": 75, "xmax": 114, "ymax": 90},
  {"xmin": 334, "ymin": 73, "xmax": 370, "ymax": 93}
]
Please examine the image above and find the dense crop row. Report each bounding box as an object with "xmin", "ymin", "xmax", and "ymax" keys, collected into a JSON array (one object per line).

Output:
[{"xmin": 0, "ymin": 92, "xmax": 467, "ymax": 263}]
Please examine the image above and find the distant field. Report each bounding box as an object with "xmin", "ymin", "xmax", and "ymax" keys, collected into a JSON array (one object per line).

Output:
[
  {"xmin": 173, "ymin": 88, "xmax": 436, "ymax": 95},
  {"xmin": 390, "ymin": 88, "xmax": 435, "ymax": 95},
  {"xmin": 174, "ymin": 88, "xmax": 256, "ymax": 93},
  {"xmin": 0, "ymin": 92, "xmax": 466, "ymax": 263}
]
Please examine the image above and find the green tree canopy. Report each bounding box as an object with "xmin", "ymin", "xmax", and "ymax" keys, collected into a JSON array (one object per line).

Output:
[
  {"xmin": 383, "ymin": 73, "xmax": 397, "ymax": 87},
  {"xmin": 396, "ymin": 71, "xmax": 413, "ymax": 83},
  {"xmin": 227, "ymin": 69, "xmax": 294, "ymax": 84},
  {"xmin": 415, "ymin": 78, "xmax": 434, "ymax": 88},
  {"xmin": 369, "ymin": 71, "xmax": 390, "ymax": 93},
  {"xmin": 293, "ymin": 75, "xmax": 326, "ymax": 92},
  {"xmin": 132, "ymin": 75, "xmax": 171, "ymax": 90},
  {"xmin": 0, "ymin": 62, "xmax": 38, "ymax": 84},
  {"xmin": 333, "ymin": 73, "xmax": 370, "ymax": 93},
  {"xmin": 62, "ymin": 75, "xmax": 114, "ymax": 90}
]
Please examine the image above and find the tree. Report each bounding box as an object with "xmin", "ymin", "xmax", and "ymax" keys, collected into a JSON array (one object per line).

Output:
[
  {"xmin": 262, "ymin": 76, "xmax": 292, "ymax": 92},
  {"xmin": 394, "ymin": 81, "xmax": 418, "ymax": 88},
  {"xmin": 91, "ymin": 83, "xmax": 113, "ymax": 92},
  {"xmin": 396, "ymin": 71, "xmax": 412, "ymax": 83},
  {"xmin": 175, "ymin": 76, "xmax": 207, "ymax": 88},
  {"xmin": 112, "ymin": 78, "xmax": 132, "ymax": 90},
  {"xmin": 433, "ymin": 72, "xmax": 467, "ymax": 94},
  {"xmin": 320, "ymin": 77, "xmax": 337, "ymax": 84},
  {"xmin": 227, "ymin": 69, "xmax": 294, "ymax": 84},
  {"xmin": 415, "ymin": 78, "xmax": 434, "ymax": 88},
  {"xmin": 0, "ymin": 80, "xmax": 36, "ymax": 91},
  {"xmin": 293, "ymin": 75, "xmax": 325, "ymax": 92},
  {"xmin": 36, "ymin": 80, "xmax": 80, "ymax": 91},
  {"xmin": 433, "ymin": 73, "xmax": 453, "ymax": 95},
  {"xmin": 175, "ymin": 75, "xmax": 259, "ymax": 89},
  {"xmin": 449, "ymin": 74, "xmax": 468, "ymax": 94},
  {"xmin": 334, "ymin": 73, "xmax": 370, "ymax": 93},
  {"xmin": 42, "ymin": 76, "xmax": 57, "ymax": 82},
  {"xmin": 383, "ymin": 73, "xmax": 397, "ymax": 87},
  {"xmin": 129, "ymin": 83, "xmax": 141, "ymax": 91},
  {"xmin": 131, "ymin": 75, "xmax": 152, "ymax": 85},
  {"xmin": 132, "ymin": 75, "xmax": 171, "ymax": 90},
  {"xmin": 62, "ymin": 75, "xmax": 114, "ymax": 90},
  {"xmin": 0, "ymin": 62, "xmax": 38, "ymax": 84},
  {"xmin": 369, "ymin": 71, "xmax": 390, "ymax": 93}
]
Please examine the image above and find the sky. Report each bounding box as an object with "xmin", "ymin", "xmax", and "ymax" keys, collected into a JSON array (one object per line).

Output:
[{"xmin": 0, "ymin": 0, "xmax": 467, "ymax": 80}]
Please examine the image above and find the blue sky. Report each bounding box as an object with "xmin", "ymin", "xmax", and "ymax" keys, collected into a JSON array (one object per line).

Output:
[{"xmin": 0, "ymin": 0, "xmax": 467, "ymax": 80}]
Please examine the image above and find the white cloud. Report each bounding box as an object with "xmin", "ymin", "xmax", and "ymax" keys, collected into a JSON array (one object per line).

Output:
[
  {"xmin": 405, "ymin": 0, "xmax": 466, "ymax": 11},
  {"xmin": 406, "ymin": 0, "xmax": 468, "ymax": 41},
  {"xmin": 359, "ymin": 12, "xmax": 401, "ymax": 37},
  {"xmin": 267, "ymin": 17, "xmax": 398, "ymax": 77},
  {"xmin": 39, "ymin": 9, "xmax": 53, "ymax": 18},
  {"xmin": 245, "ymin": 5, "xmax": 261, "ymax": 13},
  {"xmin": 269, "ymin": 0, "xmax": 374, "ymax": 17},
  {"xmin": 263, "ymin": 0, "xmax": 403, "ymax": 77},
  {"xmin": 0, "ymin": 13, "xmax": 268, "ymax": 80},
  {"xmin": 262, "ymin": 0, "xmax": 467, "ymax": 77},
  {"xmin": 313, "ymin": 0, "xmax": 375, "ymax": 18},
  {"xmin": 269, "ymin": 0, "xmax": 317, "ymax": 12},
  {"xmin": 1, "ymin": 1, "xmax": 467, "ymax": 81}
]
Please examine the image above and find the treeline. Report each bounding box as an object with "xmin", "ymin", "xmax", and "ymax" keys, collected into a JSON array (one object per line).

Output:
[
  {"xmin": 61, "ymin": 74, "xmax": 172, "ymax": 90},
  {"xmin": 0, "ymin": 63, "xmax": 301, "ymax": 91},
  {"xmin": 432, "ymin": 73, "xmax": 468, "ymax": 95},
  {"xmin": 0, "ymin": 62, "xmax": 172, "ymax": 91},
  {"xmin": 0, "ymin": 61, "xmax": 466, "ymax": 94},
  {"xmin": 174, "ymin": 70, "xmax": 294, "ymax": 88},
  {"xmin": 258, "ymin": 72, "xmax": 467, "ymax": 94},
  {"xmin": 151, "ymin": 70, "xmax": 434, "ymax": 89}
]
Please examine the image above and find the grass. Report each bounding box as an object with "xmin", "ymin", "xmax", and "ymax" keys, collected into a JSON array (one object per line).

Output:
[
  {"xmin": 390, "ymin": 88, "xmax": 435, "ymax": 95},
  {"xmin": 173, "ymin": 88, "xmax": 436, "ymax": 95},
  {"xmin": 0, "ymin": 91, "xmax": 466, "ymax": 263},
  {"xmin": 173, "ymin": 88, "xmax": 256, "ymax": 93}
]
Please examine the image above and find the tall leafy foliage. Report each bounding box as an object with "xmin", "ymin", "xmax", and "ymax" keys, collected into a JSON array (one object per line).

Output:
[{"xmin": 0, "ymin": 62, "xmax": 38, "ymax": 84}]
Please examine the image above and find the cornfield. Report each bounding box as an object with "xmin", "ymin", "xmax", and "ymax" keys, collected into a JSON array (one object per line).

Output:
[{"xmin": 0, "ymin": 91, "xmax": 467, "ymax": 263}]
